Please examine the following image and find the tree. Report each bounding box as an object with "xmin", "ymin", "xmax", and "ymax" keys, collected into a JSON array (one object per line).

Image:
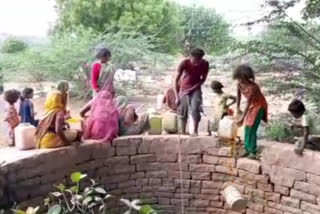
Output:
[
  {"xmin": 1, "ymin": 37, "xmax": 27, "ymax": 53},
  {"xmin": 181, "ymin": 6, "xmax": 232, "ymax": 55},
  {"xmin": 54, "ymin": 0, "xmax": 181, "ymax": 53}
]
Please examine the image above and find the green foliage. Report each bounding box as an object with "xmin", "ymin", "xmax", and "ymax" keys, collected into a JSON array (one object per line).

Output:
[
  {"xmin": 54, "ymin": 0, "xmax": 182, "ymax": 53},
  {"xmin": 181, "ymin": 6, "xmax": 232, "ymax": 55},
  {"xmin": 1, "ymin": 37, "xmax": 27, "ymax": 54},
  {"xmin": 265, "ymin": 119, "xmax": 292, "ymax": 142}
]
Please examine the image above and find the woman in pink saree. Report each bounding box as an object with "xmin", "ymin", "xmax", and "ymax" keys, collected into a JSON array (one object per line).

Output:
[{"xmin": 81, "ymin": 68, "xmax": 118, "ymax": 143}]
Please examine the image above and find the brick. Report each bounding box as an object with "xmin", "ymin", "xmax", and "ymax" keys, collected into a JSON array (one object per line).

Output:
[
  {"xmin": 150, "ymin": 178, "xmax": 162, "ymax": 186},
  {"xmin": 265, "ymin": 192, "xmax": 281, "ymax": 203},
  {"xmin": 104, "ymin": 156, "xmax": 129, "ymax": 166},
  {"xmin": 247, "ymin": 202, "xmax": 264, "ymax": 212},
  {"xmin": 189, "ymin": 164, "xmax": 215, "ymax": 172},
  {"xmin": 202, "ymin": 181, "xmax": 223, "ymax": 189},
  {"xmin": 269, "ymin": 165, "xmax": 305, "ymax": 188},
  {"xmin": 191, "ymin": 199, "xmax": 209, "ymax": 207},
  {"xmin": 301, "ymin": 201, "xmax": 320, "ymax": 214},
  {"xmin": 174, "ymin": 193, "xmax": 194, "ymax": 199},
  {"xmin": 238, "ymin": 170, "xmax": 269, "ymax": 184},
  {"xmin": 210, "ymin": 201, "xmax": 223, "ymax": 208},
  {"xmin": 191, "ymin": 172, "xmax": 211, "ymax": 180},
  {"xmin": 113, "ymin": 136, "xmax": 142, "ymax": 147},
  {"xmin": 157, "ymin": 192, "xmax": 174, "ymax": 198},
  {"xmin": 291, "ymin": 189, "xmax": 317, "ymax": 204},
  {"xmin": 130, "ymin": 154, "xmax": 156, "ymax": 164},
  {"xmin": 191, "ymin": 180, "xmax": 201, "ymax": 188},
  {"xmin": 168, "ymin": 170, "xmax": 191, "ymax": 179},
  {"xmin": 170, "ymin": 199, "xmax": 189, "ymax": 206},
  {"xmin": 275, "ymin": 185, "xmax": 289, "ymax": 196},
  {"xmin": 268, "ymin": 201, "xmax": 302, "ymax": 214},
  {"xmin": 237, "ymin": 158, "xmax": 261, "ymax": 174},
  {"xmin": 307, "ymin": 173, "xmax": 320, "ymax": 185},
  {"xmin": 180, "ymin": 155, "xmax": 201, "ymax": 164},
  {"xmin": 162, "ymin": 178, "xmax": 174, "ymax": 187},
  {"xmin": 264, "ymin": 206, "xmax": 282, "ymax": 214},
  {"xmin": 159, "ymin": 198, "xmax": 171, "ymax": 205},
  {"xmin": 136, "ymin": 163, "xmax": 161, "ymax": 171},
  {"xmin": 207, "ymin": 147, "xmax": 231, "ymax": 157},
  {"xmin": 116, "ymin": 146, "xmax": 137, "ymax": 155},
  {"xmin": 130, "ymin": 172, "xmax": 145, "ymax": 179},
  {"xmin": 149, "ymin": 136, "xmax": 179, "ymax": 154},
  {"xmin": 108, "ymin": 165, "xmax": 135, "ymax": 175},
  {"xmin": 207, "ymin": 208, "xmax": 227, "ymax": 214},
  {"xmin": 118, "ymin": 180, "xmax": 136, "ymax": 188},
  {"xmin": 212, "ymin": 173, "xmax": 233, "ymax": 182},
  {"xmin": 216, "ymin": 165, "xmax": 238, "ymax": 175},
  {"xmin": 101, "ymin": 174, "xmax": 130, "ymax": 184},
  {"xmin": 219, "ymin": 157, "xmax": 236, "ymax": 167},
  {"xmin": 245, "ymin": 188, "xmax": 265, "ymax": 199},
  {"xmin": 202, "ymin": 189, "xmax": 219, "ymax": 195},
  {"xmin": 203, "ymin": 155, "xmax": 219, "ymax": 164},
  {"xmin": 281, "ymin": 196, "xmax": 300, "ymax": 209},
  {"xmin": 246, "ymin": 210, "xmax": 261, "ymax": 214},
  {"xmin": 164, "ymin": 162, "xmax": 188, "ymax": 171},
  {"xmin": 157, "ymin": 153, "xmax": 177, "ymax": 163},
  {"xmin": 146, "ymin": 170, "xmax": 168, "ymax": 178},
  {"xmin": 258, "ymin": 183, "xmax": 273, "ymax": 192},
  {"xmin": 180, "ymin": 137, "xmax": 218, "ymax": 154},
  {"xmin": 235, "ymin": 177, "xmax": 257, "ymax": 188},
  {"xmin": 294, "ymin": 181, "xmax": 320, "ymax": 196},
  {"xmin": 174, "ymin": 179, "xmax": 191, "ymax": 188},
  {"xmin": 138, "ymin": 140, "xmax": 151, "ymax": 154}
]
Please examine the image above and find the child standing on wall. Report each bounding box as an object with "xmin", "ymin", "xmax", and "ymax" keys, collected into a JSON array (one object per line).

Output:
[
  {"xmin": 208, "ymin": 81, "xmax": 236, "ymax": 135},
  {"xmin": 288, "ymin": 99, "xmax": 320, "ymax": 155},
  {"xmin": 233, "ymin": 65, "xmax": 268, "ymax": 159},
  {"xmin": 19, "ymin": 87, "xmax": 38, "ymax": 127},
  {"xmin": 4, "ymin": 89, "xmax": 21, "ymax": 146}
]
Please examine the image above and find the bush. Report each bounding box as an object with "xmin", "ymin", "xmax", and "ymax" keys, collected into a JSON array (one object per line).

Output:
[
  {"xmin": 265, "ymin": 119, "xmax": 293, "ymax": 142},
  {"xmin": 1, "ymin": 37, "xmax": 27, "ymax": 54}
]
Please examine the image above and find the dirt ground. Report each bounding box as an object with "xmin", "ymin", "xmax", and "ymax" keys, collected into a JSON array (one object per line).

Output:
[{"xmin": 0, "ymin": 67, "xmax": 296, "ymax": 148}]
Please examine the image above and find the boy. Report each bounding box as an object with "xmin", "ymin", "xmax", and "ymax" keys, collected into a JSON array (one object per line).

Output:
[
  {"xmin": 209, "ymin": 81, "xmax": 236, "ymax": 135},
  {"xmin": 174, "ymin": 48, "xmax": 209, "ymax": 136},
  {"xmin": 288, "ymin": 99, "xmax": 320, "ymax": 155}
]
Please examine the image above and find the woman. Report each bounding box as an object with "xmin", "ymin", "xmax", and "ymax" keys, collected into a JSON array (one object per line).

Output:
[
  {"xmin": 115, "ymin": 96, "xmax": 150, "ymax": 136},
  {"xmin": 35, "ymin": 89, "xmax": 79, "ymax": 149}
]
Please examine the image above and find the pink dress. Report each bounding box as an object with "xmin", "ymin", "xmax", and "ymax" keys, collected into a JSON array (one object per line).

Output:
[{"xmin": 4, "ymin": 104, "xmax": 20, "ymax": 143}]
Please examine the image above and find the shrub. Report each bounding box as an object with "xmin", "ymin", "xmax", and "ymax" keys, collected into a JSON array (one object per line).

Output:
[
  {"xmin": 265, "ymin": 119, "xmax": 293, "ymax": 142},
  {"xmin": 1, "ymin": 37, "xmax": 27, "ymax": 54}
]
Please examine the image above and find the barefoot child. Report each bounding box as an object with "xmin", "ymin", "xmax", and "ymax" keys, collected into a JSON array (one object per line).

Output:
[
  {"xmin": 209, "ymin": 81, "xmax": 236, "ymax": 135},
  {"xmin": 4, "ymin": 89, "xmax": 21, "ymax": 146},
  {"xmin": 234, "ymin": 65, "xmax": 268, "ymax": 159},
  {"xmin": 19, "ymin": 87, "xmax": 38, "ymax": 127},
  {"xmin": 288, "ymin": 99, "xmax": 320, "ymax": 155}
]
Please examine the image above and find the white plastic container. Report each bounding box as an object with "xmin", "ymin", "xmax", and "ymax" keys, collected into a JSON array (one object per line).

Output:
[
  {"xmin": 148, "ymin": 114, "xmax": 163, "ymax": 135},
  {"xmin": 218, "ymin": 116, "xmax": 237, "ymax": 140},
  {"xmin": 223, "ymin": 185, "xmax": 247, "ymax": 212},
  {"xmin": 14, "ymin": 123, "xmax": 36, "ymax": 150}
]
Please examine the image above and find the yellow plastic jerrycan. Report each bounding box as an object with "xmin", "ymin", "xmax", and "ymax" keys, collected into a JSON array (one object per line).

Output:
[
  {"xmin": 162, "ymin": 111, "xmax": 178, "ymax": 134},
  {"xmin": 148, "ymin": 113, "xmax": 163, "ymax": 135},
  {"xmin": 218, "ymin": 116, "xmax": 237, "ymax": 140}
]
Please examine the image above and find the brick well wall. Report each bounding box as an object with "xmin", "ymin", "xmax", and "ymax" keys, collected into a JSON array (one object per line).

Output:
[{"xmin": 0, "ymin": 136, "xmax": 320, "ymax": 214}]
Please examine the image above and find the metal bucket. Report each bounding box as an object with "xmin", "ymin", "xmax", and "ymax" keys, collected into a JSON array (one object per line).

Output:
[{"xmin": 223, "ymin": 185, "xmax": 247, "ymax": 212}]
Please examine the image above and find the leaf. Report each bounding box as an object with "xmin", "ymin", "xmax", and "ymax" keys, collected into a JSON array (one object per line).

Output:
[
  {"xmin": 54, "ymin": 184, "xmax": 66, "ymax": 192},
  {"xmin": 94, "ymin": 196, "xmax": 103, "ymax": 202},
  {"xmin": 12, "ymin": 210, "xmax": 27, "ymax": 214},
  {"xmin": 48, "ymin": 205, "xmax": 62, "ymax": 214},
  {"xmin": 95, "ymin": 187, "xmax": 107, "ymax": 194},
  {"xmin": 50, "ymin": 192, "xmax": 63, "ymax": 197},
  {"xmin": 70, "ymin": 172, "xmax": 87, "ymax": 183},
  {"xmin": 69, "ymin": 185, "xmax": 78, "ymax": 193},
  {"xmin": 104, "ymin": 194, "xmax": 112, "ymax": 200},
  {"xmin": 139, "ymin": 205, "xmax": 156, "ymax": 214},
  {"xmin": 90, "ymin": 178, "xmax": 96, "ymax": 185},
  {"xmin": 83, "ymin": 196, "xmax": 93, "ymax": 206},
  {"xmin": 44, "ymin": 197, "xmax": 51, "ymax": 205}
]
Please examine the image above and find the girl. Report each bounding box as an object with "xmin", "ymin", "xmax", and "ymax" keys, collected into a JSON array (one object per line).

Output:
[
  {"xmin": 91, "ymin": 48, "xmax": 112, "ymax": 97},
  {"xmin": 19, "ymin": 87, "xmax": 38, "ymax": 127},
  {"xmin": 4, "ymin": 89, "xmax": 21, "ymax": 146},
  {"xmin": 234, "ymin": 65, "xmax": 268, "ymax": 159}
]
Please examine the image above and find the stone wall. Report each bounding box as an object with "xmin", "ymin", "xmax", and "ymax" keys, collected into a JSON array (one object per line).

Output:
[{"xmin": 0, "ymin": 136, "xmax": 320, "ymax": 214}]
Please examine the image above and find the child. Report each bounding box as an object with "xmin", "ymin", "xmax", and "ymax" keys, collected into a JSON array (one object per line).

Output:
[
  {"xmin": 19, "ymin": 87, "xmax": 38, "ymax": 127},
  {"xmin": 209, "ymin": 81, "xmax": 236, "ymax": 135},
  {"xmin": 288, "ymin": 99, "xmax": 320, "ymax": 155},
  {"xmin": 233, "ymin": 65, "xmax": 268, "ymax": 159},
  {"xmin": 4, "ymin": 89, "xmax": 21, "ymax": 146},
  {"xmin": 91, "ymin": 48, "xmax": 112, "ymax": 97}
]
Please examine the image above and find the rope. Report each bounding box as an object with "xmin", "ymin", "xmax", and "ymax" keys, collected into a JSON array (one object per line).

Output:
[{"xmin": 178, "ymin": 118, "xmax": 185, "ymax": 214}]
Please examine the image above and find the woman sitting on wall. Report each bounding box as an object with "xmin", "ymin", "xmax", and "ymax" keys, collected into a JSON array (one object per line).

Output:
[{"xmin": 35, "ymin": 81, "xmax": 80, "ymax": 149}]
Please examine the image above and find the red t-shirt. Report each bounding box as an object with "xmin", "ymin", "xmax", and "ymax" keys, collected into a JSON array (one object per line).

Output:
[
  {"xmin": 178, "ymin": 59, "xmax": 209, "ymax": 94},
  {"xmin": 91, "ymin": 62, "xmax": 102, "ymax": 91}
]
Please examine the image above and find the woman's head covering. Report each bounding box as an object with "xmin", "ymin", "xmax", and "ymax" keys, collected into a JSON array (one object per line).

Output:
[
  {"xmin": 57, "ymin": 81, "xmax": 69, "ymax": 93},
  {"xmin": 115, "ymin": 96, "xmax": 128, "ymax": 110},
  {"xmin": 44, "ymin": 91, "xmax": 65, "ymax": 115}
]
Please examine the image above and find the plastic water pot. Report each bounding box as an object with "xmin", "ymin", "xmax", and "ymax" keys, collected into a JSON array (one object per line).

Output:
[
  {"xmin": 223, "ymin": 185, "xmax": 247, "ymax": 212},
  {"xmin": 218, "ymin": 116, "xmax": 237, "ymax": 140},
  {"xmin": 162, "ymin": 112, "xmax": 178, "ymax": 134},
  {"xmin": 148, "ymin": 114, "xmax": 162, "ymax": 135},
  {"xmin": 14, "ymin": 123, "xmax": 36, "ymax": 150}
]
